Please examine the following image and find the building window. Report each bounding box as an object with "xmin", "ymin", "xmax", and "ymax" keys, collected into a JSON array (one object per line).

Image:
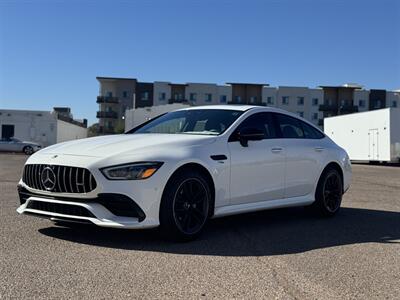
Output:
[
  {"xmin": 297, "ymin": 111, "xmax": 304, "ymax": 118},
  {"xmin": 312, "ymin": 98, "xmax": 319, "ymax": 106},
  {"xmin": 282, "ymin": 96, "xmax": 289, "ymax": 105},
  {"xmin": 392, "ymin": 101, "xmax": 398, "ymax": 108},
  {"xmin": 267, "ymin": 96, "xmax": 274, "ymax": 105},
  {"xmin": 235, "ymin": 96, "xmax": 242, "ymax": 103},
  {"xmin": 106, "ymin": 91, "xmax": 113, "ymax": 97},
  {"xmin": 123, "ymin": 91, "xmax": 128, "ymax": 98},
  {"xmin": 220, "ymin": 95, "xmax": 227, "ymax": 103},
  {"xmin": 159, "ymin": 92, "xmax": 166, "ymax": 101},
  {"xmin": 141, "ymin": 92, "xmax": 149, "ymax": 100},
  {"xmin": 250, "ymin": 96, "xmax": 257, "ymax": 103},
  {"xmin": 374, "ymin": 100, "xmax": 382, "ymax": 109},
  {"xmin": 205, "ymin": 94, "xmax": 212, "ymax": 102},
  {"xmin": 312, "ymin": 113, "xmax": 318, "ymax": 120},
  {"xmin": 190, "ymin": 93, "xmax": 197, "ymax": 101},
  {"xmin": 358, "ymin": 99, "xmax": 366, "ymax": 107},
  {"xmin": 173, "ymin": 93, "xmax": 183, "ymax": 100},
  {"xmin": 297, "ymin": 97, "xmax": 304, "ymax": 105},
  {"xmin": 106, "ymin": 121, "xmax": 113, "ymax": 129}
]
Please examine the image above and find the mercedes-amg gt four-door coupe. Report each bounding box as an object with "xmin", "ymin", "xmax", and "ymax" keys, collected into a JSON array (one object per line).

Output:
[{"xmin": 17, "ymin": 105, "xmax": 351, "ymax": 241}]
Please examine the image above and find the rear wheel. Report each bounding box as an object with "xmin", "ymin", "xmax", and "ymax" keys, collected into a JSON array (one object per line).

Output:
[
  {"xmin": 159, "ymin": 170, "xmax": 211, "ymax": 241},
  {"xmin": 311, "ymin": 168, "xmax": 343, "ymax": 216},
  {"xmin": 23, "ymin": 146, "xmax": 34, "ymax": 155}
]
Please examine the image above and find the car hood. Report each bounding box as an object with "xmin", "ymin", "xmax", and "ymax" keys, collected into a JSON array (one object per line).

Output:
[{"xmin": 37, "ymin": 134, "xmax": 217, "ymax": 158}]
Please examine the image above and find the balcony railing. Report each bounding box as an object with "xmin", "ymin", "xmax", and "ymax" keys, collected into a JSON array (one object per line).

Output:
[
  {"xmin": 339, "ymin": 105, "xmax": 358, "ymax": 113},
  {"xmin": 97, "ymin": 96, "xmax": 119, "ymax": 104},
  {"xmin": 96, "ymin": 111, "xmax": 118, "ymax": 119},
  {"xmin": 319, "ymin": 104, "xmax": 337, "ymax": 112}
]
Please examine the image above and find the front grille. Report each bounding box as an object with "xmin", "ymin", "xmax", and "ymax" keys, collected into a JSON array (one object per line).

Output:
[
  {"xmin": 22, "ymin": 164, "xmax": 97, "ymax": 193},
  {"xmin": 26, "ymin": 200, "xmax": 95, "ymax": 217}
]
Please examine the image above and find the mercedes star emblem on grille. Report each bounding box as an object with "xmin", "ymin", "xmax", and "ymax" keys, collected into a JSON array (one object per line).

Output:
[{"xmin": 41, "ymin": 167, "xmax": 56, "ymax": 191}]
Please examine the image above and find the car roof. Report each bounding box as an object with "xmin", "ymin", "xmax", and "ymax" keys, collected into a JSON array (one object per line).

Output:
[{"xmin": 176, "ymin": 105, "xmax": 287, "ymax": 113}]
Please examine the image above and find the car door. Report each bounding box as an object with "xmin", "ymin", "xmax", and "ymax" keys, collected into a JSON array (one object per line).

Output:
[
  {"xmin": 9, "ymin": 138, "xmax": 22, "ymax": 152},
  {"xmin": 228, "ymin": 112, "xmax": 285, "ymax": 205},
  {"xmin": 0, "ymin": 138, "xmax": 14, "ymax": 152},
  {"xmin": 273, "ymin": 113, "xmax": 325, "ymax": 198}
]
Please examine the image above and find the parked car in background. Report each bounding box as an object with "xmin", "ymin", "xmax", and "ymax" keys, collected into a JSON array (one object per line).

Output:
[
  {"xmin": 16, "ymin": 106, "xmax": 351, "ymax": 241},
  {"xmin": 0, "ymin": 137, "xmax": 42, "ymax": 155}
]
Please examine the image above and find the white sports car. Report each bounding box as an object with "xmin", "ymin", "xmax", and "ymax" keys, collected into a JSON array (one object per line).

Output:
[{"xmin": 17, "ymin": 105, "xmax": 351, "ymax": 241}]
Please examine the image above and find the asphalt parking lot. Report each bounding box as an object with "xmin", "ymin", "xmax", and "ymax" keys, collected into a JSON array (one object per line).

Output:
[{"xmin": 0, "ymin": 154, "xmax": 399, "ymax": 299}]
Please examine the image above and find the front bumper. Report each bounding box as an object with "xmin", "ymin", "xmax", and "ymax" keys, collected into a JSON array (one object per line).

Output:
[
  {"xmin": 17, "ymin": 153, "xmax": 173, "ymax": 229},
  {"xmin": 16, "ymin": 186, "xmax": 158, "ymax": 229}
]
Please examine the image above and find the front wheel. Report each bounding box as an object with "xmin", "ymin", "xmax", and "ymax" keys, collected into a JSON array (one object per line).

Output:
[
  {"xmin": 311, "ymin": 168, "xmax": 343, "ymax": 216},
  {"xmin": 159, "ymin": 170, "xmax": 211, "ymax": 241}
]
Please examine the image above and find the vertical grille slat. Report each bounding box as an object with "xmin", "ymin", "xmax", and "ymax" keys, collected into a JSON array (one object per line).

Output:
[
  {"xmin": 35, "ymin": 165, "xmax": 40, "ymax": 189},
  {"xmin": 33, "ymin": 165, "xmax": 38, "ymax": 189},
  {"xmin": 29, "ymin": 165, "xmax": 34, "ymax": 188},
  {"xmin": 63, "ymin": 167, "xmax": 68, "ymax": 193},
  {"xmin": 37, "ymin": 165, "xmax": 43, "ymax": 190},
  {"xmin": 74, "ymin": 168, "xmax": 78, "ymax": 193},
  {"xmin": 31, "ymin": 165, "xmax": 36, "ymax": 189},
  {"xmin": 81, "ymin": 169, "xmax": 86, "ymax": 194},
  {"xmin": 31, "ymin": 165, "xmax": 35, "ymax": 188},
  {"xmin": 22, "ymin": 164, "xmax": 97, "ymax": 194},
  {"xmin": 69, "ymin": 167, "xmax": 73, "ymax": 193},
  {"xmin": 56, "ymin": 166, "xmax": 61, "ymax": 193}
]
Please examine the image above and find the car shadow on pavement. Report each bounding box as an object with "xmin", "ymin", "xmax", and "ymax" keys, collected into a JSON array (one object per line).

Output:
[{"xmin": 38, "ymin": 207, "xmax": 400, "ymax": 256}]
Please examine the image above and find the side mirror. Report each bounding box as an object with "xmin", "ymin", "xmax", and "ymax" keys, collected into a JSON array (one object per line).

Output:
[{"xmin": 237, "ymin": 127, "xmax": 264, "ymax": 147}]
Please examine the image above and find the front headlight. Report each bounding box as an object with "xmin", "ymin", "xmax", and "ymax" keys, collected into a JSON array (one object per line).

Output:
[
  {"xmin": 100, "ymin": 162, "xmax": 163, "ymax": 180},
  {"xmin": 344, "ymin": 154, "xmax": 352, "ymax": 171}
]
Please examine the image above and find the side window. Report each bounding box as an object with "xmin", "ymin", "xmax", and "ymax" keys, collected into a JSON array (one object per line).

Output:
[
  {"xmin": 275, "ymin": 114, "xmax": 304, "ymax": 139},
  {"xmin": 230, "ymin": 112, "xmax": 277, "ymax": 141},
  {"xmin": 301, "ymin": 121, "xmax": 325, "ymax": 139}
]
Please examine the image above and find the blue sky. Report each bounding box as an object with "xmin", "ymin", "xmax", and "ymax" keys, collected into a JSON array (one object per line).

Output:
[{"xmin": 0, "ymin": 0, "xmax": 399, "ymax": 125}]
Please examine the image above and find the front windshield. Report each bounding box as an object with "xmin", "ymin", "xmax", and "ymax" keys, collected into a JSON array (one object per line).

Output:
[{"xmin": 128, "ymin": 109, "xmax": 243, "ymax": 135}]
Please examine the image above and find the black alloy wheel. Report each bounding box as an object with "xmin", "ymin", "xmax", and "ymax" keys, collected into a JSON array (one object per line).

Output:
[
  {"xmin": 322, "ymin": 172, "xmax": 342, "ymax": 213},
  {"xmin": 159, "ymin": 169, "xmax": 212, "ymax": 241},
  {"xmin": 173, "ymin": 178, "xmax": 209, "ymax": 235},
  {"xmin": 311, "ymin": 168, "xmax": 343, "ymax": 216}
]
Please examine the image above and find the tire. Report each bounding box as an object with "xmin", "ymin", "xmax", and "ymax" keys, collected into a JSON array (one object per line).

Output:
[
  {"xmin": 311, "ymin": 168, "xmax": 343, "ymax": 217},
  {"xmin": 159, "ymin": 169, "xmax": 211, "ymax": 242},
  {"xmin": 23, "ymin": 146, "xmax": 34, "ymax": 155}
]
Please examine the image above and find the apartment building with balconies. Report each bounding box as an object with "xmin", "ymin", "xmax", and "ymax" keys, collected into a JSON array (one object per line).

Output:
[
  {"xmin": 319, "ymin": 84, "xmax": 361, "ymax": 118},
  {"xmin": 96, "ymin": 77, "xmax": 136, "ymax": 134},
  {"xmin": 96, "ymin": 76, "xmax": 399, "ymax": 133},
  {"xmin": 228, "ymin": 83, "xmax": 267, "ymax": 105}
]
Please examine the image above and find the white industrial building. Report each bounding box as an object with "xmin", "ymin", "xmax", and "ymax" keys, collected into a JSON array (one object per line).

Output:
[
  {"xmin": 0, "ymin": 108, "xmax": 88, "ymax": 147},
  {"xmin": 324, "ymin": 108, "xmax": 400, "ymax": 163}
]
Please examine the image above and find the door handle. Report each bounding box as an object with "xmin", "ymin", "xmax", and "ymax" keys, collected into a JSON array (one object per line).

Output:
[
  {"xmin": 271, "ymin": 147, "xmax": 283, "ymax": 153},
  {"xmin": 314, "ymin": 147, "xmax": 325, "ymax": 152}
]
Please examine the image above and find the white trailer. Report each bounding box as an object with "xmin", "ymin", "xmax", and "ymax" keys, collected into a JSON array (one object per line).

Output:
[{"xmin": 324, "ymin": 108, "xmax": 400, "ymax": 163}]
